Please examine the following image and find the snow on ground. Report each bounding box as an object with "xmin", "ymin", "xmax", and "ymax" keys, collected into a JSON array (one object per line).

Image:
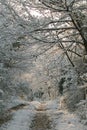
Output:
[
  {"xmin": 49, "ymin": 110, "xmax": 85, "ymax": 130},
  {"xmin": 0, "ymin": 108, "xmax": 35, "ymax": 130},
  {"xmin": 0, "ymin": 100, "xmax": 86, "ymax": 130}
]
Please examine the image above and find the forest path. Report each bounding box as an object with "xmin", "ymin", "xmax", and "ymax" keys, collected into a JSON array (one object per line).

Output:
[{"xmin": 0, "ymin": 100, "xmax": 85, "ymax": 130}]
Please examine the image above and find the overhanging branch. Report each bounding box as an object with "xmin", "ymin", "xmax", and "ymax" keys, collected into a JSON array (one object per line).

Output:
[{"xmin": 32, "ymin": 27, "xmax": 76, "ymax": 32}]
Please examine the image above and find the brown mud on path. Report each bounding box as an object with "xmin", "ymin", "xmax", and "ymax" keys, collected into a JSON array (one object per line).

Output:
[{"xmin": 30, "ymin": 112, "xmax": 52, "ymax": 130}]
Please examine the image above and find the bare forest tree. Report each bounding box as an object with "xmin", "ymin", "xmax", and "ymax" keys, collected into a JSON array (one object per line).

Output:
[
  {"xmin": 32, "ymin": 0, "xmax": 87, "ymax": 66},
  {"xmin": 0, "ymin": 0, "xmax": 87, "ymax": 67},
  {"xmin": 16, "ymin": 0, "xmax": 86, "ymax": 67}
]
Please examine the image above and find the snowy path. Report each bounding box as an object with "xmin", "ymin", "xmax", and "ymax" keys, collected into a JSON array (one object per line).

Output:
[{"xmin": 0, "ymin": 100, "xmax": 86, "ymax": 130}]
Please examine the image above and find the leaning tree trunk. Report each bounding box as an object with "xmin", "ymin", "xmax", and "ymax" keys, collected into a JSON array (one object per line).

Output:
[{"xmin": 70, "ymin": 11, "xmax": 87, "ymax": 53}]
